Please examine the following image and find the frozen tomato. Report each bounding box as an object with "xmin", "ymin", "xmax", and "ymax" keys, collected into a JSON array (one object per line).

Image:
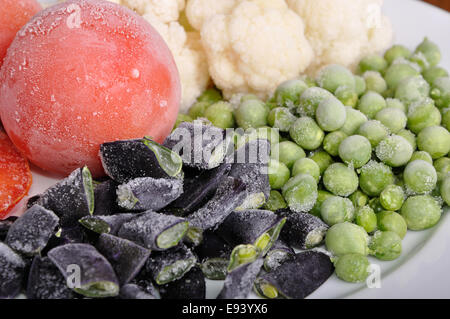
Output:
[
  {"xmin": 0, "ymin": 0, "xmax": 41, "ymax": 69},
  {"xmin": 0, "ymin": 0, "xmax": 181, "ymax": 177},
  {"xmin": 0, "ymin": 128, "xmax": 32, "ymax": 219}
]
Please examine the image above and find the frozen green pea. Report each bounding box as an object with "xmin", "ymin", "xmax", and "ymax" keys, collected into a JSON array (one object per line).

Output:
[
  {"xmin": 299, "ymin": 74, "xmax": 317, "ymax": 87},
  {"xmin": 376, "ymin": 135, "xmax": 413, "ymax": 167},
  {"xmin": 267, "ymin": 107, "xmax": 296, "ymax": 132},
  {"xmin": 404, "ymin": 160, "xmax": 437, "ymax": 194},
  {"xmin": 289, "ymin": 117, "xmax": 324, "ymax": 151},
  {"xmin": 377, "ymin": 211, "xmax": 407, "ymax": 239},
  {"xmin": 274, "ymin": 79, "xmax": 309, "ymax": 109},
  {"xmin": 386, "ymin": 98, "xmax": 406, "ymax": 113},
  {"xmin": 241, "ymin": 94, "xmax": 260, "ymax": 103},
  {"xmin": 359, "ymin": 54, "xmax": 388, "ymax": 74},
  {"xmin": 354, "ymin": 75, "xmax": 367, "ymax": 97},
  {"xmin": 397, "ymin": 129, "xmax": 417, "ymax": 150},
  {"xmin": 375, "ymin": 107, "xmax": 407, "ymax": 134},
  {"xmin": 358, "ymin": 91, "xmax": 387, "ymax": 119},
  {"xmin": 271, "ymin": 141, "xmax": 306, "ymax": 169},
  {"xmin": 204, "ymin": 101, "xmax": 235, "ymax": 129},
  {"xmin": 355, "ymin": 206, "xmax": 377, "ymax": 233},
  {"xmin": 334, "ymin": 254, "xmax": 370, "ymax": 283},
  {"xmin": 320, "ymin": 196, "xmax": 354, "ymax": 226},
  {"xmin": 188, "ymin": 101, "xmax": 210, "ymax": 119},
  {"xmin": 384, "ymin": 60, "xmax": 421, "ymax": 90},
  {"xmin": 369, "ymin": 197, "xmax": 384, "ymax": 214},
  {"xmin": 417, "ymin": 126, "xmax": 450, "ymax": 159},
  {"xmin": 174, "ymin": 113, "xmax": 193, "ymax": 129},
  {"xmin": 317, "ymin": 64, "xmax": 355, "ymax": 93},
  {"xmin": 401, "ymin": 195, "xmax": 442, "ymax": 230},
  {"xmin": 395, "ymin": 76, "xmax": 430, "ymax": 106},
  {"xmin": 410, "ymin": 52, "xmax": 430, "ymax": 72},
  {"xmin": 315, "ymin": 97, "xmax": 347, "ymax": 131},
  {"xmin": 415, "ymin": 37, "xmax": 441, "ymax": 67},
  {"xmin": 350, "ymin": 190, "xmax": 369, "ymax": 208},
  {"xmin": 407, "ymin": 98, "xmax": 442, "ymax": 134},
  {"xmin": 291, "ymin": 158, "xmax": 320, "ymax": 183},
  {"xmin": 323, "ymin": 131, "xmax": 348, "ymax": 156},
  {"xmin": 197, "ymin": 88, "xmax": 222, "ymax": 103},
  {"xmin": 323, "ymin": 163, "xmax": 359, "ymax": 197},
  {"xmin": 357, "ymin": 120, "xmax": 389, "ymax": 147},
  {"xmin": 434, "ymin": 157, "xmax": 450, "ymax": 180},
  {"xmin": 334, "ymin": 86, "xmax": 358, "ymax": 108},
  {"xmin": 282, "ymin": 174, "xmax": 318, "ymax": 213},
  {"xmin": 422, "ymin": 66, "xmax": 449, "ymax": 85},
  {"xmin": 384, "ymin": 45, "xmax": 411, "ymax": 65},
  {"xmin": 268, "ymin": 159, "xmax": 291, "ymax": 190},
  {"xmin": 310, "ymin": 190, "xmax": 334, "ymax": 217},
  {"xmin": 338, "ymin": 135, "xmax": 372, "ymax": 168},
  {"xmin": 442, "ymin": 108, "xmax": 450, "ymax": 131},
  {"xmin": 264, "ymin": 190, "xmax": 287, "ymax": 212},
  {"xmin": 380, "ymin": 185, "xmax": 405, "ymax": 211},
  {"xmin": 440, "ymin": 176, "xmax": 450, "ymax": 206},
  {"xmin": 410, "ymin": 151, "xmax": 433, "ymax": 164},
  {"xmin": 430, "ymin": 77, "xmax": 450, "ymax": 109},
  {"xmin": 235, "ymin": 99, "xmax": 269, "ymax": 129},
  {"xmin": 340, "ymin": 107, "xmax": 368, "ymax": 136},
  {"xmin": 363, "ymin": 71, "xmax": 387, "ymax": 94},
  {"xmin": 298, "ymin": 87, "xmax": 334, "ymax": 117},
  {"xmin": 242, "ymin": 127, "xmax": 281, "ymax": 146},
  {"xmin": 369, "ymin": 231, "xmax": 402, "ymax": 261},
  {"xmin": 309, "ymin": 151, "xmax": 334, "ymax": 175},
  {"xmin": 359, "ymin": 161, "xmax": 394, "ymax": 197},
  {"xmin": 325, "ymin": 222, "xmax": 369, "ymax": 256}
]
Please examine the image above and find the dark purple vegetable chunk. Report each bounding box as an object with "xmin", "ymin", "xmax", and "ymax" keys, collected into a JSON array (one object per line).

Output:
[
  {"xmin": 217, "ymin": 259, "xmax": 264, "ymax": 299},
  {"xmin": 158, "ymin": 267, "xmax": 205, "ymax": 299},
  {"xmin": 0, "ymin": 216, "xmax": 17, "ymax": 241},
  {"xmin": 116, "ymin": 177, "xmax": 183, "ymax": 211},
  {"xmin": 120, "ymin": 283, "xmax": 159, "ymax": 299},
  {"xmin": 27, "ymin": 256, "xmax": 76, "ymax": 299},
  {"xmin": 47, "ymin": 243, "xmax": 119, "ymax": 298},
  {"xmin": 36, "ymin": 166, "xmax": 94, "ymax": 227},
  {"xmin": 277, "ymin": 209, "xmax": 329, "ymax": 250},
  {"xmin": 264, "ymin": 240, "xmax": 295, "ymax": 272},
  {"xmin": 26, "ymin": 195, "xmax": 41, "ymax": 209},
  {"xmin": 256, "ymin": 251, "xmax": 334, "ymax": 299},
  {"xmin": 93, "ymin": 180, "xmax": 121, "ymax": 216},
  {"xmin": 167, "ymin": 162, "xmax": 232, "ymax": 216},
  {"xmin": 79, "ymin": 213, "xmax": 136, "ymax": 235},
  {"xmin": 118, "ymin": 211, "xmax": 188, "ymax": 250},
  {"xmin": 194, "ymin": 231, "xmax": 232, "ymax": 280},
  {"xmin": 96, "ymin": 233, "xmax": 150, "ymax": 285},
  {"xmin": 0, "ymin": 242, "xmax": 26, "ymax": 299},
  {"xmin": 6, "ymin": 205, "xmax": 59, "ymax": 256}
]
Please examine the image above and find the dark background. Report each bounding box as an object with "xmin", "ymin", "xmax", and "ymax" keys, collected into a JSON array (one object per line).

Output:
[{"xmin": 424, "ymin": 0, "xmax": 450, "ymax": 11}]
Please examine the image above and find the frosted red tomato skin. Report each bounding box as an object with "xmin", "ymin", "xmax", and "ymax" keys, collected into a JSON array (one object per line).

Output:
[
  {"xmin": 0, "ymin": 0, "xmax": 181, "ymax": 177},
  {"xmin": 0, "ymin": 0, "xmax": 42, "ymax": 69}
]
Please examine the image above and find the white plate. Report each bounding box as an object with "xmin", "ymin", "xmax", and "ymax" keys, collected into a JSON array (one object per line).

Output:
[{"xmin": 17, "ymin": 0, "xmax": 450, "ymax": 299}]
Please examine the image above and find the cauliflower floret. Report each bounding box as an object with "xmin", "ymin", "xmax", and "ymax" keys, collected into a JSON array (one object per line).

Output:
[
  {"xmin": 287, "ymin": 0, "xmax": 393, "ymax": 75},
  {"xmin": 185, "ymin": 0, "xmax": 240, "ymax": 31},
  {"xmin": 200, "ymin": 0, "xmax": 313, "ymax": 99}
]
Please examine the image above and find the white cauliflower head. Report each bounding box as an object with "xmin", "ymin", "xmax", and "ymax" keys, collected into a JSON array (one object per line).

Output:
[
  {"xmin": 185, "ymin": 0, "xmax": 240, "ymax": 31},
  {"xmin": 199, "ymin": 0, "xmax": 313, "ymax": 99},
  {"xmin": 287, "ymin": 0, "xmax": 393, "ymax": 75}
]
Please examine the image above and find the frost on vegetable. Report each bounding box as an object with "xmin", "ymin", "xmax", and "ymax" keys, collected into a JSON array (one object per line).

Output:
[
  {"xmin": 194, "ymin": 231, "xmax": 232, "ymax": 280},
  {"xmin": 93, "ymin": 180, "xmax": 121, "ymax": 216},
  {"xmin": 119, "ymin": 283, "xmax": 159, "ymax": 300},
  {"xmin": 0, "ymin": 216, "xmax": 17, "ymax": 241},
  {"xmin": 79, "ymin": 213, "xmax": 136, "ymax": 236},
  {"xmin": 158, "ymin": 267, "xmax": 206, "ymax": 299},
  {"xmin": 263, "ymin": 240, "xmax": 295, "ymax": 272},
  {"xmin": 0, "ymin": 242, "xmax": 26, "ymax": 299}
]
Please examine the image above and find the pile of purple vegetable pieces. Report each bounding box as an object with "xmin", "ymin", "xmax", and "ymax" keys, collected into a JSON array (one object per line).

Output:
[{"xmin": 0, "ymin": 121, "xmax": 333, "ymax": 299}]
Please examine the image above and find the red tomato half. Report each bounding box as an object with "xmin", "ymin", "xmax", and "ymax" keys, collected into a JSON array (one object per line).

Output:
[{"xmin": 0, "ymin": 0, "xmax": 181, "ymax": 177}]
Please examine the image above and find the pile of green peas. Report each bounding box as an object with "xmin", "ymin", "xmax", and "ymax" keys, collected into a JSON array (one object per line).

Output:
[{"xmin": 182, "ymin": 38, "xmax": 450, "ymax": 284}]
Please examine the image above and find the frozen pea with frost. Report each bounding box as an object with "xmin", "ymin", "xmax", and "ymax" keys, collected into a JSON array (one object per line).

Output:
[
  {"xmin": 375, "ymin": 107, "xmax": 407, "ymax": 134},
  {"xmin": 369, "ymin": 231, "xmax": 402, "ymax": 261},
  {"xmin": 380, "ymin": 185, "xmax": 405, "ymax": 211},
  {"xmin": 363, "ymin": 71, "xmax": 387, "ymax": 94},
  {"xmin": 315, "ymin": 97, "xmax": 347, "ymax": 131},
  {"xmin": 271, "ymin": 141, "xmax": 306, "ymax": 169},
  {"xmin": 409, "ymin": 52, "xmax": 430, "ymax": 72},
  {"xmin": 234, "ymin": 99, "xmax": 268, "ymax": 129},
  {"xmin": 282, "ymin": 174, "xmax": 318, "ymax": 213},
  {"xmin": 415, "ymin": 37, "xmax": 441, "ymax": 67},
  {"xmin": 357, "ymin": 120, "xmax": 389, "ymax": 147},
  {"xmin": 417, "ymin": 126, "xmax": 450, "ymax": 159},
  {"xmin": 384, "ymin": 45, "xmax": 411, "ymax": 65},
  {"xmin": 434, "ymin": 157, "xmax": 450, "ymax": 181},
  {"xmin": 359, "ymin": 161, "xmax": 395, "ymax": 197},
  {"xmin": 323, "ymin": 131, "xmax": 348, "ymax": 156},
  {"xmin": 323, "ymin": 163, "xmax": 359, "ymax": 197},
  {"xmin": 369, "ymin": 197, "xmax": 385, "ymax": 214},
  {"xmin": 274, "ymin": 79, "xmax": 309, "ymax": 109},
  {"xmin": 407, "ymin": 98, "xmax": 442, "ymax": 134},
  {"xmin": 188, "ymin": 101, "xmax": 210, "ymax": 119},
  {"xmin": 291, "ymin": 158, "xmax": 320, "ymax": 183},
  {"xmin": 355, "ymin": 206, "xmax": 377, "ymax": 233},
  {"xmin": 309, "ymin": 151, "xmax": 334, "ymax": 175},
  {"xmin": 340, "ymin": 107, "xmax": 368, "ymax": 136},
  {"xmin": 297, "ymin": 87, "xmax": 334, "ymax": 117},
  {"xmin": 358, "ymin": 91, "xmax": 387, "ymax": 119},
  {"xmin": 350, "ymin": 190, "xmax": 369, "ymax": 208},
  {"xmin": 310, "ymin": 190, "xmax": 334, "ymax": 217},
  {"xmin": 325, "ymin": 222, "xmax": 369, "ymax": 256},
  {"xmin": 354, "ymin": 76, "xmax": 367, "ymax": 97},
  {"xmin": 338, "ymin": 135, "xmax": 372, "ymax": 168},
  {"xmin": 410, "ymin": 151, "xmax": 433, "ymax": 164},
  {"xmin": 267, "ymin": 107, "xmax": 296, "ymax": 132},
  {"xmin": 265, "ymin": 190, "xmax": 287, "ymax": 211},
  {"xmin": 386, "ymin": 98, "xmax": 406, "ymax": 113},
  {"xmin": 430, "ymin": 77, "xmax": 450, "ymax": 109},
  {"xmin": 289, "ymin": 117, "xmax": 324, "ymax": 151},
  {"xmin": 204, "ymin": 101, "xmax": 235, "ymax": 129},
  {"xmin": 334, "ymin": 86, "xmax": 358, "ymax": 108},
  {"xmin": 442, "ymin": 108, "xmax": 450, "ymax": 131},
  {"xmin": 268, "ymin": 159, "xmax": 291, "ymax": 190},
  {"xmin": 376, "ymin": 135, "xmax": 413, "ymax": 167},
  {"xmin": 320, "ymin": 196, "xmax": 355, "ymax": 226},
  {"xmin": 403, "ymin": 160, "xmax": 437, "ymax": 194},
  {"xmin": 422, "ymin": 66, "xmax": 448, "ymax": 85},
  {"xmin": 316, "ymin": 64, "xmax": 355, "ymax": 94},
  {"xmin": 384, "ymin": 60, "xmax": 420, "ymax": 89},
  {"xmin": 359, "ymin": 55, "xmax": 388, "ymax": 74},
  {"xmin": 334, "ymin": 254, "xmax": 370, "ymax": 283},
  {"xmin": 395, "ymin": 75, "xmax": 430, "ymax": 106},
  {"xmin": 440, "ymin": 176, "xmax": 450, "ymax": 206},
  {"xmin": 401, "ymin": 195, "xmax": 442, "ymax": 230},
  {"xmin": 397, "ymin": 129, "xmax": 417, "ymax": 150},
  {"xmin": 377, "ymin": 211, "xmax": 408, "ymax": 239}
]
